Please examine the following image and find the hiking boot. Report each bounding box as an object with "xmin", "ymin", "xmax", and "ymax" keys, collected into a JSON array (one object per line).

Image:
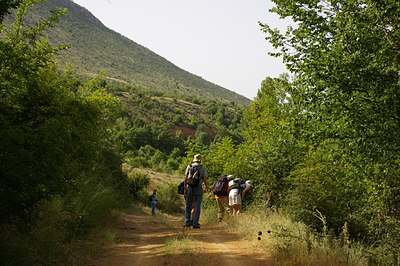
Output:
[
  {"xmin": 183, "ymin": 223, "xmax": 191, "ymax": 228},
  {"xmin": 192, "ymin": 225, "xmax": 200, "ymax": 229}
]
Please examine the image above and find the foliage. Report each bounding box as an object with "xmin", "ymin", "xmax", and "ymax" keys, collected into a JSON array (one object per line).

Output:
[
  {"xmin": 1, "ymin": 0, "xmax": 71, "ymax": 223},
  {"xmin": 0, "ymin": 194, "xmax": 123, "ymax": 265},
  {"xmin": 228, "ymin": 206, "xmax": 374, "ymax": 265},
  {"xmin": 0, "ymin": 1, "xmax": 130, "ymax": 264},
  {"xmin": 126, "ymin": 170, "xmax": 150, "ymax": 200},
  {"xmin": 25, "ymin": 0, "xmax": 250, "ymax": 106},
  {"xmin": 262, "ymin": 0, "xmax": 400, "ymax": 158},
  {"xmin": 110, "ymin": 89, "xmax": 245, "ymax": 174},
  {"xmin": 204, "ymin": 76, "xmax": 303, "ymax": 207},
  {"xmin": 203, "ymin": 136, "xmax": 237, "ymax": 181},
  {"xmin": 255, "ymin": 0, "xmax": 400, "ymax": 260},
  {"xmin": 155, "ymin": 182, "xmax": 183, "ymax": 214},
  {"xmin": 0, "ymin": 0, "xmax": 22, "ymax": 22},
  {"xmin": 193, "ymin": 1, "xmax": 400, "ymax": 262}
]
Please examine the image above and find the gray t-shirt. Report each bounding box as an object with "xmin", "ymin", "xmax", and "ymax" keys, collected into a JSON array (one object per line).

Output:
[{"xmin": 185, "ymin": 163, "xmax": 207, "ymax": 186}]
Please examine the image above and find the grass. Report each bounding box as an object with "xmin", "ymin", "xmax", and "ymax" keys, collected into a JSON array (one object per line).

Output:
[
  {"xmin": 226, "ymin": 204, "xmax": 370, "ymax": 265},
  {"xmin": 198, "ymin": 193, "xmax": 219, "ymax": 224},
  {"xmin": 163, "ymin": 231, "xmax": 204, "ymax": 256},
  {"xmin": 114, "ymin": 169, "xmax": 390, "ymax": 265},
  {"xmin": 138, "ymin": 203, "xmax": 204, "ymax": 257},
  {"xmin": 0, "ymin": 204, "xmax": 125, "ymax": 266},
  {"xmin": 134, "ymin": 175, "xmax": 371, "ymax": 265}
]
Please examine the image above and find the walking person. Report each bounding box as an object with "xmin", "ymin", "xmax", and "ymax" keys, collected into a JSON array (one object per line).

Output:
[
  {"xmin": 212, "ymin": 175, "xmax": 232, "ymax": 222},
  {"xmin": 183, "ymin": 154, "xmax": 209, "ymax": 229},
  {"xmin": 151, "ymin": 189, "xmax": 158, "ymax": 215},
  {"xmin": 228, "ymin": 177, "xmax": 253, "ymax": 217}
]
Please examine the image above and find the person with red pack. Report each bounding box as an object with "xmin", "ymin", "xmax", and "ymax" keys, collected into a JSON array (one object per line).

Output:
[{"xmin": 212, "ymin": 175, "xmax": 234, "ymax": 222}]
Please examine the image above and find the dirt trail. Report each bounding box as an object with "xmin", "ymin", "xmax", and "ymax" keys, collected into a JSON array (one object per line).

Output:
[{"xmin": 92, "ymin": 208, "xmax": 274, "ymax": 266}]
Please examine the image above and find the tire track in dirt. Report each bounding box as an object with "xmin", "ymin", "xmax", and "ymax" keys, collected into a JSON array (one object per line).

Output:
[{"xmin": 92, "ymin": 209, "xmax": 273, "ymax": 266}]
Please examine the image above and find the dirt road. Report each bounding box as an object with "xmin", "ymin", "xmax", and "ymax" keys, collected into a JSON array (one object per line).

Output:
[{"xmin": 92, "ymin": 208, "xmax": 274, "ymax": 266}]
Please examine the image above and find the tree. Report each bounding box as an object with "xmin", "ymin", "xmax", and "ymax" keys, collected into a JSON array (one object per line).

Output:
[
  {"xmin": 239, "ymin": 76, "xmax": 302, "ymax": 206},
  {"xmin": 261, "ymin": 0, "xmax": 400, "ymax": 157},
  {"xmin": 0, "ymin": 0, "xmax": 126, "ymax": 224},
  {"xmin": 260, "ymin": 0, "xmax": 400, "ymax": 253},
  {"xmin": 0, "ymin": 0, "xmax": 22, "ymax": 22},
  {"xmin": 195, "ymin": 124, "xmax": 213, "ymax": 146}
]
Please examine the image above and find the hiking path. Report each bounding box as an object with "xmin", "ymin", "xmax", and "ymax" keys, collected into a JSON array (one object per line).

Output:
[{"xmin": 92, "ymin": 207, "xmax": 275, "ymax": 266}]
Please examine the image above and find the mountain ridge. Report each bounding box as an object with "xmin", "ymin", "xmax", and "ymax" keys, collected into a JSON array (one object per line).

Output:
[{"xmin": 32, "ymin": 0, "xmax": 251, "ymax": 105}]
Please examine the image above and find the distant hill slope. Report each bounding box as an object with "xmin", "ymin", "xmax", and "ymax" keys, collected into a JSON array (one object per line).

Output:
[{"xmin": 30, "ymin": 0, "xmax": 250, "ymax": 106}]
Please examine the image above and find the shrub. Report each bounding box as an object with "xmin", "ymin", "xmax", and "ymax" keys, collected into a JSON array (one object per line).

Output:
[
  {"xmin": 199, "ymin": 193, "xmax": 219, "ymax": 224},
  {"xmin": 166, "ymin": 157, "xmax": 180, "ymax": 170},
  {"xmin": 127, "ymin": 156, "xmax": 150, "ymax": 168},
  {"xmin": 155, "ymin": 182, "xmax": 184, "ymax": 214},
  {"xmin": 127, "ymin": 171, "xmax": 150, "ymax": 199},
  {"xmin": 150, "ymin": 150, "xmax": 167, "ymax": 166}
]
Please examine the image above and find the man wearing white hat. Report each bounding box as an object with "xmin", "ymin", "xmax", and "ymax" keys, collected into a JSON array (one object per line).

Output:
[{"xmin": 183, "ymin": 154, "xmax": 209, "ymax": 229}]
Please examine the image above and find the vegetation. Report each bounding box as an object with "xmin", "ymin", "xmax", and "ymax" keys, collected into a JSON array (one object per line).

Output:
[
  {"xmin": 230, "ymin": 207, "xmax": 370, "ymax": 265},
  {"xmin": 23, "ymin": 0, "xmax": 251, "ymax": 106},
  {"xmin": 189, "ymin": 1, "xmax": 400, "ymax": 264},
  {"xmin": 1, "ymin": 0, "xmax": 399, "ymax": 265},
  {"xmin": 0, "ymin": 1, "xmax": 131, "ymax": 263},
  {"xmin": 0, "ymin": 0, "xmax": 22, "ymax": 22},
  {"xmin": 154, "ymin": 182, "xmax": 184, "ymax": 214}
]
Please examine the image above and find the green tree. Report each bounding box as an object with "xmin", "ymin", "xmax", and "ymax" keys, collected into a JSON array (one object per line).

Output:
[
  {"xmin": 261, "ymin": 0, "xmax": 400, "ymax": 156},
  {"xmin": 195, "ymin": 124, "xmax": 213, "ymax": 146},
  {"xmin": 261, "ymin": 0, "xmax": 400, "ymax": 254},
  {"xmin": 238, "ymin": 76, "xmax": 302, "ymax": 206},
  {"xmin": 0, "ymin": 0, "xmax": 127, "ymax": 224},
  {"xmin": 0, "ymin": 0, "xmax": 69, "ymax": 222},
  {"xmin": 204, "ymin": 136, "xmax": 237, "ymax": 180},
  {"xmin": 0, "ymin": 0, "xmax": 22, "ymax": 22}
]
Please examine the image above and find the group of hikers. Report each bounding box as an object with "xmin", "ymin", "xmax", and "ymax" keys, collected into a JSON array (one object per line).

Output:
[
  {"xmin": 150, "ymin": 154, "xmax": 253, "ymax": 228},
  {"xmin": 182, "ymin": 154, "xmax": 253, "ymax": 229}
]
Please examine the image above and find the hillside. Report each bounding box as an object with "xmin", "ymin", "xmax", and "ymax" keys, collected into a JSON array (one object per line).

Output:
[{"xmin": 29, "ymin": 0, "xmax": 250, "ymax": 106}]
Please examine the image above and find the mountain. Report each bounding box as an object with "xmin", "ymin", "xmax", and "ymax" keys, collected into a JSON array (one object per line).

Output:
[{"xmin": 30, "ymin": 0, "xmax": 251, "ymax": 106}]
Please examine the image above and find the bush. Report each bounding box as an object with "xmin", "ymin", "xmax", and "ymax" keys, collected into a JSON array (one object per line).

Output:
[
  {"xmin": 166, "ymin": 157, "xmax": 180, "ymax": 170},
  {"xmin": 63, "ymin": 175, "xmax": 127, "ymax": 238},
  {"xmin": 127, "ymin": 171, "xmax": 150, "ymax": 199},
  {"xmin": 0, "ymin": 189, "xmax": 125, "ymax": 265},
  {"xmin": 127, "ymin": 156, "xmax": 150, "ymax": 168},
  {"xmin": 155, "ymin": 182, "xmax": 184, "ymax": 214},
  {"xmin": 150, "ymin": 150, "xmax": 167, "ymax": 166},
  {"xmin": 199, "ymin": 193, "xmax": 219, "ymax": 224}
]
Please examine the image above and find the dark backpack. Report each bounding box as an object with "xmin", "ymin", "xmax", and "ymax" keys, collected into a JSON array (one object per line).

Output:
[
  {"xmin": 186, "ymin": 164, "xmax": 203, "ymax": 187},
  {"xmin": 229, "ymin": 178, "xmax": 244, "ymax": 190},
  {"xmin": 212, "ymin": 176, "xmax": 228, "ymax": 196},
  {"xmin": 177, "ymin": 181, "xmax": 185, "ymax": 195},
  {"xmin": 149, "ymin": 194, "xmax": 153, "ymax": 202}
]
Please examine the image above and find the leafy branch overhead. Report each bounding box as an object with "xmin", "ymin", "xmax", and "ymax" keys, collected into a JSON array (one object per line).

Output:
[{"xmin": 261, "ymin": 0, "xmax": 400, "ymax": 154}]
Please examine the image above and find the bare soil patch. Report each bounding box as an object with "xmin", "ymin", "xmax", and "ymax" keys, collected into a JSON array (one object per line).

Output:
[{"xmin": 92, "ymin": 208, "xmax": 275, "ymax": 266}]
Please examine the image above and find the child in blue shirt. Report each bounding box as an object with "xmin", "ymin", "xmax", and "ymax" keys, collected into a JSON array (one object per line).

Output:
[{"xmin": 151, "ymin": 190, "xmax": 158, "ymax": 215}]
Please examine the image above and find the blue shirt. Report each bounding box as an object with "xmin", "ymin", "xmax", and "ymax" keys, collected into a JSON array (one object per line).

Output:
[{"xmin": 152, "ymin": 194, "xmax": 157, "ymax": 205}]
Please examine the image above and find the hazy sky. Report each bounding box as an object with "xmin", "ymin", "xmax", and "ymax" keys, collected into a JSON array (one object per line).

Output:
[{"xmin": 72, "ymin": 0, "xmax": 290, "ymax": 100}]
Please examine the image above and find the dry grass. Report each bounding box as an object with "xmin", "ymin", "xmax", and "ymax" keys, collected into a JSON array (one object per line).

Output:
[
  {"xmin": 163, "ymin": 232, "xmax": 204, "ymax": 256},
  {"xmin": 224, "ymin": 206, "xmax": 369, "ymax": 266}
]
